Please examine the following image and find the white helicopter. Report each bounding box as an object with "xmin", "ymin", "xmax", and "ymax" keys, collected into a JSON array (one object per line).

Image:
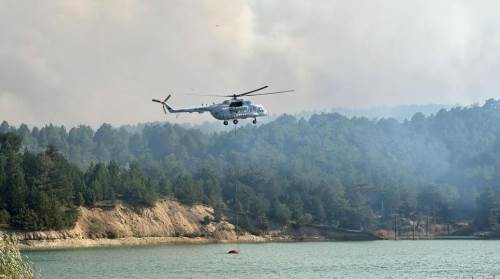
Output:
[{"xmin": 152, "ymin": 86, "xmax": 293, "ymax": 125}]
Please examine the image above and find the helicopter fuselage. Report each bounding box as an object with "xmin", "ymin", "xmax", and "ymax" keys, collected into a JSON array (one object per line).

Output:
[
  {"xmin": 159, "ymin": 97, "xmax": 267, "ymax": 124},
  {"xmin": 209, "ymin": 99, "xmax": 267, "ymax": 120}
]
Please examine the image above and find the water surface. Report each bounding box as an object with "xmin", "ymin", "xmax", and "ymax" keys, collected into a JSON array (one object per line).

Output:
[{"xmin": 24, "ymin": 241, "xmax": 500, "ymax": 279}]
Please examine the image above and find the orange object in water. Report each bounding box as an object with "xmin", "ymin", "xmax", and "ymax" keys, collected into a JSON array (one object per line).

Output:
[{"xmin": 227, "ymin": 249, "xmax": 239, "ymax": 254}]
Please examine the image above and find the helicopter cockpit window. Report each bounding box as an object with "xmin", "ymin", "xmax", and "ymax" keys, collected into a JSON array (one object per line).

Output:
[{"xmin": 229, "ymin": 101, "xmax": 243, "ymax": 107}]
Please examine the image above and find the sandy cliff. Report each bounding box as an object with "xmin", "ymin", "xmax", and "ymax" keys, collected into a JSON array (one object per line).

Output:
[{"xmin": 4, "ymin": 199, "xmax": 267, "ymax": 249}]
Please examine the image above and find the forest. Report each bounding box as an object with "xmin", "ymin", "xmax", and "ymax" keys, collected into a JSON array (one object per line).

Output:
[{"xmin": 1, "ymin": 99, "xmax": 500, "ymax": 234}]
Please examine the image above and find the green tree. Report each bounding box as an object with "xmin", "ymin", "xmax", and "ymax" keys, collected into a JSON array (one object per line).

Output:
[{"xmin": 271, "ymin": 201, "xmax": 291, "ymax": 225}]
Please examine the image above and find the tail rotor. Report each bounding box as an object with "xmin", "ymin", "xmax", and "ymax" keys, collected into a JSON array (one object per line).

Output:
[{"xmin": 152, "ymin": 94, "xmax": 172, "ymax": 114}]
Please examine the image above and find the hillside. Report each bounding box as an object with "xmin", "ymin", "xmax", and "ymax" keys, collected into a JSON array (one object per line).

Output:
[
  {"xmin": 1, "ymin": 99, "xmax": 500, "ymax": 237},
  {"xmin": 8, "ymin": 199, "xmax": 266, "ymax": 249}
]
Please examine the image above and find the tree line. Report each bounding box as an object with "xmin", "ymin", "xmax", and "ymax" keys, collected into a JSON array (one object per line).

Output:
[{"xmin": 1, "ymin": 99, "xmax": 500, "ymax": 233}]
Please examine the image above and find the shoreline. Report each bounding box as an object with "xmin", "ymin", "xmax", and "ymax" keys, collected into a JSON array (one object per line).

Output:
[
  {"xmin": 18, "ymin": 235, "xmax": 274, "ymax": 251},
  {"xmin": 16, "ymin": 230, "xmax": 376, "ymax": 250},
  {"xmin": 18, "ymin": 235, "xmax": 491, "ymax": 251}
]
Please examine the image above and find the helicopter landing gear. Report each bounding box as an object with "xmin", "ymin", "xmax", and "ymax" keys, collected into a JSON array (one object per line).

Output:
[
  {"xmin": 223, "ymin": 120, "xmax": 228, "ymax": 125},
  {"xmin": 252, "ymin": 118, "xmax": 257, "ymax": 124},
  {"xmin": 233, "ymin": 119, "xmax": 238, "ymax": 125}
]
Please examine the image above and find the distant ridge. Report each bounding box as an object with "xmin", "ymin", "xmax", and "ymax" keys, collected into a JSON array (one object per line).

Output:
[
  {"xmin": 330, "ymin": 104, "xmax": 455, "ymax": 120},
  {"xmin": 184, "ymin": 103, "xmax": 456, "ymax": 134}
]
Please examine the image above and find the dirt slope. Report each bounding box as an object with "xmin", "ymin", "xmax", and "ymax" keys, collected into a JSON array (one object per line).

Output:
[{"xmin": 6, "ymin": 199, "xmax": 267, "ymax": 249}]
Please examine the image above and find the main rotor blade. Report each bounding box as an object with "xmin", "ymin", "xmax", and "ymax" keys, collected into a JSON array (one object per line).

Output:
[
  {"xmin": 186, "ymin": 86, "xmax": 268, "ymax": 97},
  {"xmin": 162, "ymin": 104, "xmax": 167, "ymax": 114},
  {"xmin": 237, "ymin": 86, "xmax": 269, "ymax": 97},
  {"xmin": 185, "ymin": 94, "xmax": 228, "ymax": 97},
  {"xmin": 152, "ymin": 99, "xmax": 164, "ymax": 103},
  {"xmin": 245, "ymin": 90, "xmax": 294, "ymax": 97}
]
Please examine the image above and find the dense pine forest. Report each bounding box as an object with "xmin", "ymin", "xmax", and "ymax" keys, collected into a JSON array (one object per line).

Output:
[{"xmin": 1, "ymin": 99, "xmax": 500, "ymax": 234}]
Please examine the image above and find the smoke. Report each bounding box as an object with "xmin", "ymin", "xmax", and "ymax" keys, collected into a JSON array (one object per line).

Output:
[{"xmin": 0, "ymin": 0, "xmax": 499, "ymax": 127}]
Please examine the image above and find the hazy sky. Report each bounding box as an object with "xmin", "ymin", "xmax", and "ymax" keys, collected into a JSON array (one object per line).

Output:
[{"xmin": 1, "ymin": 0, "xmax": 500, "ymax": 127}]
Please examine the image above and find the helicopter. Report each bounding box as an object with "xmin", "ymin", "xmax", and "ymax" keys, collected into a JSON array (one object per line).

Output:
[{"xmin": 152, "ymin": 86, "xmax": 293, "ymax": 125}]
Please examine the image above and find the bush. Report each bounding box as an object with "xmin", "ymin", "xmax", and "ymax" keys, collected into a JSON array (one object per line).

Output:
[
  {"xmin": 0, "ymin": 235, "xmax": 39, "ymax": 279},
  {"xmin": 201, "ymin": 216, "xmax": 211, "ymax": 226},
  {"xmin": 0, "ymin": 210, "xmax": 10, "ymax": 225}
]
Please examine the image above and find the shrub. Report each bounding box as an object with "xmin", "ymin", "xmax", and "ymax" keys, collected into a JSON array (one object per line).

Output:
[
  {"xmin": 201, "ymin": 216, "xmax": 211, "ymax": 226},
  {"xmin": 0, "ymin": 210, "xmax": 10, "ymax": 225},
  {"xmin": 0, "ymin": 235, "xmax": 39, "ymax": 279}
]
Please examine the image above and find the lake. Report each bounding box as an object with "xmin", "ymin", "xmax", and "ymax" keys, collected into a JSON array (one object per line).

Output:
[{"xmin": 24, "ymin": 240, "xmax": 500, "ymax": 279}]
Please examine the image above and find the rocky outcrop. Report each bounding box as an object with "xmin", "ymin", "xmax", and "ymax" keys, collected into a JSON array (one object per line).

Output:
[{"xmin": 2, "ymin": 199, "xmax": 268, "ymax": 249}]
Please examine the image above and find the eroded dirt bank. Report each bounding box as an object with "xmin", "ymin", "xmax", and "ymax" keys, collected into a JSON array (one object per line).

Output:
[{"xmin": 2, "ymin": 199, "xmax": 269, "ymax": 249}]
